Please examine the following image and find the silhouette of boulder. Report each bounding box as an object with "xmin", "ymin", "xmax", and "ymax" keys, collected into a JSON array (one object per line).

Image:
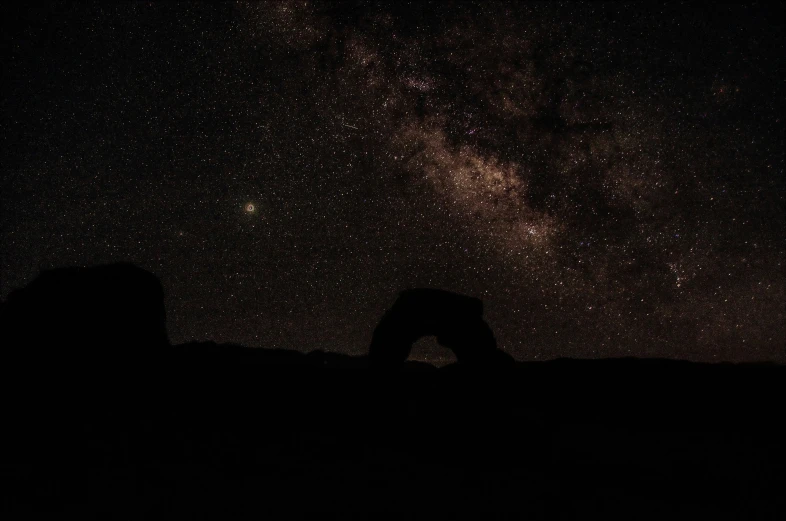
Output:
[
  {"xmin": 369, "ymin": 288, "xmax": 513, "ymax": 367},
  {"xmin": 0, "ymin": 263, "xmax": 168, "ymax": 375}
]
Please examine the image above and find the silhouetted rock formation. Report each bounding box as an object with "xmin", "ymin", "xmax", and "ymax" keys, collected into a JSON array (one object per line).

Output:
[
  {"xmin": 1, "ymin": 264, "xmax": 783, "ymax": 519},
  {"xmin": 369, "ymin": 288, "xmax": 513, "ymax": 368},
  {"xmin": 0, "ymin": 263, "xmax": 168, "ymax": 378}
]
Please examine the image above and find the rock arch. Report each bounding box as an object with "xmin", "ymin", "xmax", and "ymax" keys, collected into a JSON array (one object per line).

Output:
[{"xmin": 369, "ymin": 288, "xmax": 512, "ymax": 367}]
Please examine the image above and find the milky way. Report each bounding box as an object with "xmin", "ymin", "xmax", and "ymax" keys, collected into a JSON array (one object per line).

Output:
[{"xmin": 2, "ymin": 2, "xmax": 783, "ymax": 362}]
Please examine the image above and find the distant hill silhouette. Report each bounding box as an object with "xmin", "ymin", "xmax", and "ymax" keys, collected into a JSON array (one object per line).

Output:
[{"xmin": 0, "ymin": 264, "xmax": 783, "ymax": 519}]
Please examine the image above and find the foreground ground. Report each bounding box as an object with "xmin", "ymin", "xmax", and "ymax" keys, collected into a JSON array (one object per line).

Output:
[{"xmin": 2, "ymin": 347, "xmax": 783, "ymax": 520}]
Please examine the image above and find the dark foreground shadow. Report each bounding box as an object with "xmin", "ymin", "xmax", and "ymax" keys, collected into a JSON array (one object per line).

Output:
[{"xmin": 0, "ymin": 264, "xmax": 783, "ymax": 519}]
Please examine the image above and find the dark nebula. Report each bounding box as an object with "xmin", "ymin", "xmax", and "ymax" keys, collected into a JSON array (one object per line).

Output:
[{"xmin": 1, "ymin": 2, "xmax": 783, "ymax": 362}]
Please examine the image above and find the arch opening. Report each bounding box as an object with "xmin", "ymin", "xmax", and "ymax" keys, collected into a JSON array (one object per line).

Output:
[{"xmin": 409, "ymin": 335, "xmax": 457, "ymax": 367}]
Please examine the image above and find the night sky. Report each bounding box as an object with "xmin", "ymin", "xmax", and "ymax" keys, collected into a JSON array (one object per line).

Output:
[{"xmin": 2, "ymin": 2, "xmax": 784, "ymax": 363}]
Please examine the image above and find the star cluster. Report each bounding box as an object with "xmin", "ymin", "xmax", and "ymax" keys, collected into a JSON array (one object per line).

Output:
[{"xmin": 2, "ymin": 2, "xmax": 783, "ymax": 362}]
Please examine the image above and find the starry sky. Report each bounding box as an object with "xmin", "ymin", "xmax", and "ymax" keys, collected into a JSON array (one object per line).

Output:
[{"xmin": 2, "ymin": 2, "xmax": 784, "ymax": 363}]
